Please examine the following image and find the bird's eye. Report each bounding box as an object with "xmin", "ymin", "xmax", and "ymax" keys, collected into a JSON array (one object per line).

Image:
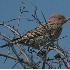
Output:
[{"xmin": 58, "ymin": 17, "xmax": 61, "ymax": 19}]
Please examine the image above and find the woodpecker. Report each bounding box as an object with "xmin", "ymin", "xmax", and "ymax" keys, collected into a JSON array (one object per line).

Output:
[{"xmin": 0, "ymin": 14, "xmax": 70, "ymax": 49}]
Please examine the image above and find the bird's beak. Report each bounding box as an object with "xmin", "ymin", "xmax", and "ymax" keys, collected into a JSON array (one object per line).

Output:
[
  {"xmin": 64, "ymin": 18, "xmax": 70, "ymax": 23},
  {"xmin": 66, "ymin": 18, "xmax": 70, "ymax": 21},
  {"xmin": 65, "ymin": 18, "xmax": 70, "ymax": 21}
]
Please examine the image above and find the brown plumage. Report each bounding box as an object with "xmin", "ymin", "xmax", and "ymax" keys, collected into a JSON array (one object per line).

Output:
[{"xmin": 0, "ymin": 14, "xmax": 70, "ymax": 49}]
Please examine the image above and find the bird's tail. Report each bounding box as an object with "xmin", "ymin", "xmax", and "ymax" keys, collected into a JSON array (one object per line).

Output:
[{"xmin": 0, "ymin": 37, "xmax": 24, "ymax": 48}]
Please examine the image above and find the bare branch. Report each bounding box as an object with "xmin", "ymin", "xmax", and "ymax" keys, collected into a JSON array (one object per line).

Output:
[
  {"xmin": 0, "ymin": 23, "xmax": 21, "ymax": 36},
  {"xmin": 0, "ymin": 32, "xmax": 12, "ymax": 41}
]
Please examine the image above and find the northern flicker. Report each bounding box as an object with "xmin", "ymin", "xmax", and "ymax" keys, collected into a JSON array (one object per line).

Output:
[{"xmin": 0, "ymin": 14, "xmax": 70, "ymax": 49}]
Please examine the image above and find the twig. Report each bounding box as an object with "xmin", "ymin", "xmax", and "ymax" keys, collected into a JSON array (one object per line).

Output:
[
  {"xmin": 17, "ymin": 0, "xmax": 27, "ymax": 30},
  {"xmin": 0, "ymin": 52, "xmax": 30, "ymax": 64},
  {"xmin": 41, "ymin": 11, "xmax": 46, "ymax": 23},
  {"xmin": 18, "ymin": 45, "xmax": 31, "ymax": 64},
  {"xmin": 17, "ymin": 44, "xmax": 38, "ymax": 69},
  {"xmin": 5, "ymin": 18, "xmax": 18, "ymax": 23},
  {"xmin": 0, "ymin": 23, "xmax": 21, "ymax": 36},
  {"xmin": 0, "ymin": 32, "xmax": 12, "ymax": 40},
  {"xmin": 12, "ymin": 62, "xmax": 19, "ymax": 69}
]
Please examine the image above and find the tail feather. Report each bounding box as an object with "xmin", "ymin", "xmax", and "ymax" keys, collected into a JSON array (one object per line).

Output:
[{"xmin": 0, "ymin": 37, "xmax": 25, "ymax": 48}]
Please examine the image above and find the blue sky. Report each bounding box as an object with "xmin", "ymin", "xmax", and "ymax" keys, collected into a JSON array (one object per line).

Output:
[{"xmin": 0, "ymin": 0, "xmax": 70, "ymax": 69}]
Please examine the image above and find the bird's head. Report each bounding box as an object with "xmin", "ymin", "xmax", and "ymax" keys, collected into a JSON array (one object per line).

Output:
[{"xmin": 48, "ymin": 14, "xmax": 70, "ymax": 25}]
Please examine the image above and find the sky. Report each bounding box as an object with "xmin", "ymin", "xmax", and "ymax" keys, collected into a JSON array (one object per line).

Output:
[{"xmin": 0, "ymin": 0, "xmax": 70, "ymax": 69}]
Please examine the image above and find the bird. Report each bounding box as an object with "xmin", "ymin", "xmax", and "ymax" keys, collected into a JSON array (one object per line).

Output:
[{"xmin": 0, "ymin": 14, "xmax": 70, "ymax": 49}]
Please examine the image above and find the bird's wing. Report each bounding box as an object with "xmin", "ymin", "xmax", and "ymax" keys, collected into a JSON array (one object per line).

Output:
[
  {"xmin": 22, "ymin": 24, "xmax": 47, "ymax": 39},
  {"xmin": 0, "ymin": 23, "xmax": 47, "ymax": 48}
]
